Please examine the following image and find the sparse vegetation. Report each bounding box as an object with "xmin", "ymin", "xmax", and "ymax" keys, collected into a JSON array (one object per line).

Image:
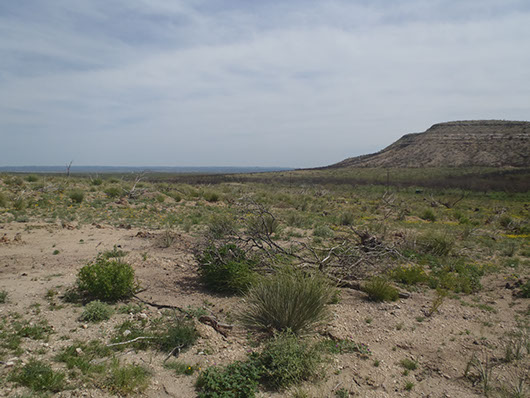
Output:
[
  {"xmin": 79, "ymin": 300, "xmax": 114, "ymax": 322},
  {"xmin": 257, "ymin": 331, "xmax": 323, "ymax": 389},
  {"xmin": 197, "ymin": 244, "xmax": 257, "ymax": 294},
  {"xmin": 0, "ymin": 168, "xmax": 528, "ymax": 398},
  {"xmin": 10, "ymin": 359, "xmax": 66, "ymax": 392},
  {"xmin": 76, "ymin": 256, "xmax": 138, "ymax": 301},
  {"xmin": 240, "ymin": 268, "xmax": 332, "ymax": 334},
  {"xmin": 363, "ymin": 276, "xmax": 399, "ymax": 302}
]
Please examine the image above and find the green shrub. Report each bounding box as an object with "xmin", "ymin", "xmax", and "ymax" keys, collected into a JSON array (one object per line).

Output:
[
  {"xmin": 55, "ymin": 340, "xmax": 112, "ymax": 374},
  {"xmin": 0, "ymin": 192, "xmax": 7, "ymax": 207},
  {"xmin": 240, "ymin": 268, "xmax": 332, "ymax": 334},
  {"xmin": 521, "ymin": 279, "xmax": 530, "ymax": 298},
  {"xmin": 197, "ymin": 244, "xmax": 257, "ymax": 294},
  {"xmin": 196, "ymin": 360, "xmax": 261, "ymax": 398},
  {"xmin": 420, "ymin": 209, "xmax": 437, "ymax": 222},
  {"xmin": 68, "ymin": 190, "xmax": 84, "ymax": 203},
  {"xmin": 157, "ymin": 319, "xmax": 198, "ymax": 352},
  {"xmin": 313, "ymin": 225, "xmax": 334, "ymax": 238},
  {"xmin": 25, "ymin": 175, "xmax": 39, "ymax": 182},
  {"xmin": 400, "ymin": 358, "xmax": 418, "ymax": 370},
  {"xmin": 339, "ymin": 212, "xmax": 355, "ymax": 226},
  {"xmin": 104, "ymin": 360, "xmax": 151, "ymax": 395},
  {"xmin": 10, "ymin": 360, "xmax": 66, "ymax": 392},
  {"xmin": 156, "ymin": 193, "xmax": 166, "ymax": 203},
  {"xmin": 207, "ymin": 213, "xmax": 236, "ymax": 239},
  {"xmin": 16, "ymin": 319, "xmax": 53, "ymax": 340},
  {"xmin": 203, "ymin": 191, "xmax": 220, "ymax": 202},
  {"xmin": 79, "ymin": 300, "xmax": 114, "ymax": 322},
  {"xmin": 13, "ymin": 197, "xmax": 26, "ymax": 210},
  {"xmin": 100, "ymin": 245, "xmax": 128, "ymax": 259},
  {"xmin": 389, "ymin": 264, "xmax": 428, "ymax": 285},
  {"xmin": 257, "ymin": 332, "xmax": 323, "ymax": 389},
  {"xmin": 104, "ymin": 186, "xmax": 122, "ymax": 198},
  {"xmin": 247, "ymin": 213, "xmax": 279, "ymax": 235},
  {"xmin": 429, "ymin": 263, "xmax": 484, "ymax": 293},
  {"xmin": 499, "ymin": 215, "xmax": 513, "ymax": 229},
  {"xmin": 167, "ymin": 191, "xmax": 182, "ymax": 202},
  {"xmin": 0, "ymin": 290, "xmax": 7, "ymax": 303},
  {"xmin": 91, "ymin": 178, "xmax": 103, "ymax": 186},
  {"xmin": 76, "ymin": 257, "xmax": 138, "ymax": 301},
  {"xmin": 363, "ymin": 277, "xmax": 399, "ymax": 302},
  {"xmin": 417, "ymin": 232, "xmax": 454, "ymax": 256}
]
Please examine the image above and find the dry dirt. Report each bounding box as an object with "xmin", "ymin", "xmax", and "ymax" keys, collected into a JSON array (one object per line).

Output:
[{"xmin": 0, "ymin": 222, "xmax": 528, "ymax": 397}]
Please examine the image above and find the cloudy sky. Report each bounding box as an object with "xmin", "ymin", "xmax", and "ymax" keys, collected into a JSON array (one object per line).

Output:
[{"xmin": 1, "ymin": 0, "xmax": 529, "ymax": 168}]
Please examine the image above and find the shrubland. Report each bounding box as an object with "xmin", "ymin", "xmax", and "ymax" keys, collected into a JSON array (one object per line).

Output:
[{"xmin": 0, "ymin": 169, "xmax": 528, "ymax": 397}]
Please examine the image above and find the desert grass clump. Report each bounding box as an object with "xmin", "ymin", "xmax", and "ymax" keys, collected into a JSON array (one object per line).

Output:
[
  {"xmin": 389, "ymin": 264, "xmax": 428, "ymax": 285},
  {"xmin": 240, "ymin": 268, "xmax": 332, "ymax": 334},
  {"xmin": 198, "ymin": 244, "xmax": 257, "ymax": 294},
  {"xmin": 420, "ymin": 209, "xmax": 437, "ymax": 222},
  {"xmin": 363, "ymin": 276, "xmax": 399, "ymax": 302},
  {"xmin": 10, "ymin": 359, "xmax": 66, "ymax": 392},
  {"xmin": 25, "ymin": 174, "xmax": 39, "ymax": 182},
  {"xmin": 104, "ymin": 360, "xmax": 151, "ymax": 395},
  {"xmin": 157, "ymin": 318, "xmax": 198, "ymax": 352},
  {"xmin": 400, "ymin": 358, "xmax": 418, "ymax": 371},
  {"xmin": 68, "ymin": 189, "xmax": 85, "ymax": 204},
  {"xmin": 207, "ymin": 213, "xmax": 236, "ymax": 239},
  {"xmin": 196, "ymin": 360, "xmax": 261, "ymax": 398},
  {"xmin": 0, "ymin": 290, "xmax": 7, "ymax": 303},
  {"xmin": 313, "ymin": 225, "xmax": 334, "ymax": 238},
  {"xmin": 104, "ymin": 186, "xmax": 122, "ymax": 198},
  {"xmin": 0, "ymin": 192, "xmax": 7, "ymax": 207},
  {"xmin": 203, "ymin": 190, "xmax": 220, "ymax": 202},
  {"xmin": 521, "ymin": 279, "xmax": 530, "ymax": 298},
  {"xmin": 429, "ymin": 262, "xmax": 484, "ymax": 293},
  {"xmin": 257, "ymin": 331, "xmax": 323, "ymax": 390},
  {"xmin": 76, "ymin": 256, "xmax": 138, "ymax": 302},
  {"xmin": 79, "ymin": 300, "xmax": 114, "ymax": 323},
  {"xmin": 13, "ymin": 197, "xmax": 26, "ymax": 210},
  {"xmin": 417, "ymin": 231, "xmax": 454, "ymax": 256}
]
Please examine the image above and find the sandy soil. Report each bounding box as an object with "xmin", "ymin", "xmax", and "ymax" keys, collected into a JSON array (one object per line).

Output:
[{"xmin": 0, "ymin": 222, "xmax": 528, "ymax": 397}]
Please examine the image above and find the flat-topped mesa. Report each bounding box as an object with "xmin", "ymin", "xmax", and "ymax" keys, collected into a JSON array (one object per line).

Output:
[{"xmin": 328, "ymin": 120, "xmax": 530, "ymax": 168}]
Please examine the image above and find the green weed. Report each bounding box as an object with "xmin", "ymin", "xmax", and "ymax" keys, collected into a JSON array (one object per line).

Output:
[
  {"xmin": 240, "ymin": 268, "xmax": 332, "ymax": 334},
  {"xmin": 79, "ymin": 300, "xmax": 114, "ymax": 323},
  {"xmin": 363, "ymin": 277, "xmax": 399, "ymax": 302}
]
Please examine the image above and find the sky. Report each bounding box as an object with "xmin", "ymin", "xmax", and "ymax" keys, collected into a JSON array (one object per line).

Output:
[{"xmin": 1, "ymin": 0, "xmax": 529, "ymax": 168}]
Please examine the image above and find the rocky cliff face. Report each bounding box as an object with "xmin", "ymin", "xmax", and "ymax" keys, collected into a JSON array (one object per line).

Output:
[{"xmin": 329, "ymin": 120, "xmax": 530, "ymax": 168}]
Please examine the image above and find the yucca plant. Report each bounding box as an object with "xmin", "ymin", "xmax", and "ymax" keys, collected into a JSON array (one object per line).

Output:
[{"xmin": 240, "ymin": 268, "xmax": 333, "ymax": 334}]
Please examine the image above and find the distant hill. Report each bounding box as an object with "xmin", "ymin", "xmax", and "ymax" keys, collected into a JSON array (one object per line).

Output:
[{"xmin": 327, "ymin": 120, "xmax": 530, "ymax": 168}]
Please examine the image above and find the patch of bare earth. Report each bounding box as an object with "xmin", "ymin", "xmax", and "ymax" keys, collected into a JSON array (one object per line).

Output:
[{"xmin": 0, "ymin": 222, "xmax": 527, "ymax": 397}]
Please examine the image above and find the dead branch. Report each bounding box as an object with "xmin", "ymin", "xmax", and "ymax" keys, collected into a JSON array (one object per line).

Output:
[
  {"xmin": 66, "ymin": 160, "xmax": 73, "ymax": 177},
  {"xmin": 133, "ymin": 295, "xmax": 189, "ymax": 315},
  {"xmin": 126, "ymin": 171, "xmax": 148, "ymax": 199},
  {"xmin": 107, "ymin": 336, "xmax": 156, "ymax": 347},
  {"xmin": 199, "ymin": 315, "xmax": 233, "ymax": 337}
]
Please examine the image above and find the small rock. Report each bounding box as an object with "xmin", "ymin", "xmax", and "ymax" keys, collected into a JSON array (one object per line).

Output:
[
  {"xmin": 75, "ymin": 348, "xmax": 83, "ymax": 355},
  {"xmin": 123, "ymin": 329, "xmax": 132, "ymax": 337},
  {"xmin": 82, "ymin": 324, "xmax": 88, "ymax": 329},
  {"xmin": 138, "ymin": 313, "xmax": 148, "ymax": 320}
]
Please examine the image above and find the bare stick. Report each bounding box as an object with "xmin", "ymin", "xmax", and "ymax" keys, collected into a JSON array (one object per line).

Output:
[{"xmin": 107, "ymin": 336, "xmax": 156, "ymax": 347}]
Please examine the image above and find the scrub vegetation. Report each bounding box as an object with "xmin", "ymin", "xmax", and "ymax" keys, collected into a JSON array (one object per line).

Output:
[{"xmin": 0, "ymin": 168, "xmax": 528, "ymax": 397}]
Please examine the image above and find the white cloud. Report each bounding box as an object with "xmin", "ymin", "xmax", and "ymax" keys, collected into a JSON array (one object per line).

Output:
[{"xmin": 1, "ymin": 0, "xmax": 529, "ymax": 166}]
